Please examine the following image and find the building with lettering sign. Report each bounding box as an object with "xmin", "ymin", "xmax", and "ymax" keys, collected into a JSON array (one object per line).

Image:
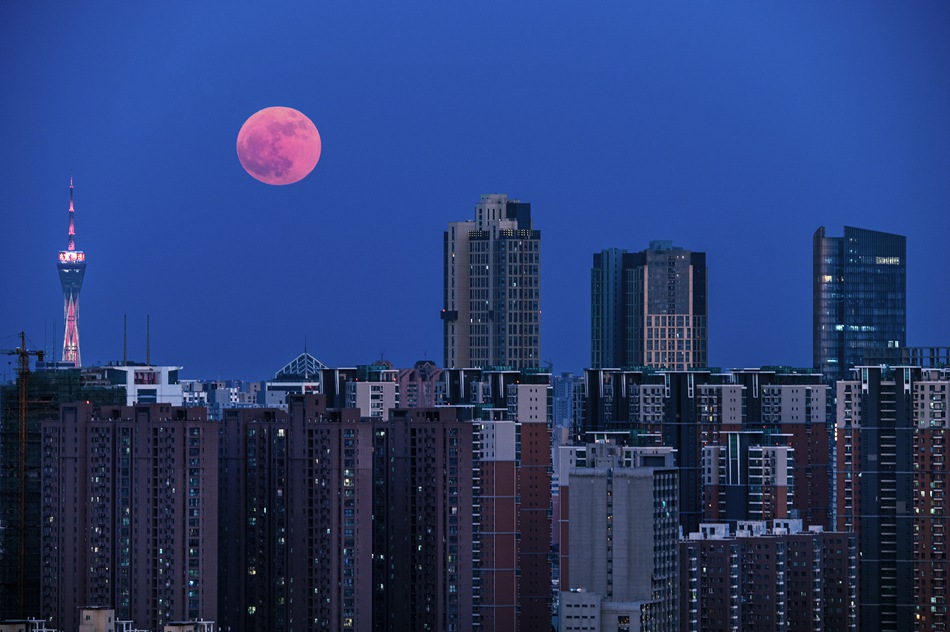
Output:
[{"xmin": 813, "ymin": 226, "xmax": 906, "ymax": 383}]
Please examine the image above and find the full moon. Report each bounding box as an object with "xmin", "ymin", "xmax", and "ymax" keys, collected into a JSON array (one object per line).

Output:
[{"xmin": 236, "ymin": 107, "xmax": 322, "ymax": 185}]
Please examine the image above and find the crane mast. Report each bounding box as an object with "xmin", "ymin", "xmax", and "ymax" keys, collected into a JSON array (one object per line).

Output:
[{"xmin": 2, "ymin": 331, "xmax": 44, "ymax": 614}]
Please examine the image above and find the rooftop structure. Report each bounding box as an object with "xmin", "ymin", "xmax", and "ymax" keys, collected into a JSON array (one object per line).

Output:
[{"xmin": 274, "ymin": 350, "xmax": 327, "ymax": 379}]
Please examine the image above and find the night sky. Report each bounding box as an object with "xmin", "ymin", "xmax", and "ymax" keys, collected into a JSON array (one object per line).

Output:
[{"xmin": 1, "ymin": 3, "xmax": 948, "ymax": 381}]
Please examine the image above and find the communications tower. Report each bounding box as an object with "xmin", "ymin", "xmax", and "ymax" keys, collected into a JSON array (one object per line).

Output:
[{"xmin": 57, "ymin": 178, "xmax": 86, "ymax": 366}]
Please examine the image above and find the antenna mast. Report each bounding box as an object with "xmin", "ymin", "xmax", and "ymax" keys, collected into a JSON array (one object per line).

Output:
[{"xmin": 146, "ymin": 314, "xmax": 151, "ymax": 366}]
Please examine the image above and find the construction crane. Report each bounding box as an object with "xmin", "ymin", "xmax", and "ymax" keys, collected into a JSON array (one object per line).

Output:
[{"xmin": 2, "ymin": 331, "xmax": 44, "ymax": 614}]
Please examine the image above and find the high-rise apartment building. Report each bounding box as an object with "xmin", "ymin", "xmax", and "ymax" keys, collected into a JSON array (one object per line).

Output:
[
  {"xmin": 40, "ymin": 403, "xmax": 218, "ymax": 632},
  {"xmin": 217, "ymin": 407, "xmax": 293, "ymax": 632},
  {"xmin": 434, "ymin": 367, "xmax": 553, "ymax": 630},
  {"xmin": 218, "ymin": 400, "xmax": 376, "ymax": 632},
  {"xmin": 556, "ymin": 443, "xmax": 676, "ymax": 597},
  {"xmin": 702, "ymin": 439, "xmax": 796, "ymax": 524},
  {"xmin": 910, "ymin": 369, "xmax": 950, "ymax": 632},
  {"xmin": 699, "ymin": 372, "xmax": 831, "ymax": 529},
  {"xmin": 813, "ymin": 226, "xmax": 906, "ymax": 383},
  {"xmin": 551, "ymin": 372, "xmax": 583, "ymax": 431},
  {"xmin": 590, "ymin": 242, "xmax": 707, "ymax": 371},
  {"xmin": 218, "ymin": 396, "xmax": 475, "ymax": 632},
  {"xmin": 0, "ymin": 366, "xmax": 125, "ymax": 619},
  {"xmin": 680, "ymin": 520, "xmax": 858, "ymax": 632},
  {"xmin": 836, "ymin": 366, "xmax": 950, "ymax": 631},
  {"xmin": 57, "ymin": 179, "xmax": 87, "ymax": 367},
  {"xmin": 378, "ymin": 406, "xmax": 475, "ymax": 632},
  {"xmin": 582, "ymin": 367, "xmax": 831, "ymax": 535},
  {"xmin": 438, "ymin": 372, "xmax": 551, "ymax": 630},
  {"xmin": 443, "ymin": 194, "xmax": 541, "ymax": 370},
  {"xmin": 559, "ymin": 442, "xmax": 679, "ymax": 632},
  {"xmin": 217, "ymin": 371, "xmax": 551, "ymax": 631}
]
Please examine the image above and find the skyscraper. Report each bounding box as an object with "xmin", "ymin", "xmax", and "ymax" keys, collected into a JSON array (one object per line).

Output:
[
  {"xmin": 57, "ymin": 179, "xmax": 87, "ymax": 367},
  {"xmin": 217, "ymin": 396, "xmax": 476, "ymax": 632},
  {"xmin": 435, "ymin": 367, "xmax": 553, "ymax": 630},
  {"xmin": 835, "ymin": 365, "xmax": 950, "ymax": 631},
  {"xmin": 443, "ymin": 194, "xmax": 540, "ymax": 370},
  {"xmin": 813, "ymin": 226, "xmax": 906, "ymax": 383},
  {"xmin": 836, "ymin": 365, "xmax": 915, "ymax": 631},
  {"xmin": 590, "ymin": 241, "xmax": 707, "ymax": 371}
]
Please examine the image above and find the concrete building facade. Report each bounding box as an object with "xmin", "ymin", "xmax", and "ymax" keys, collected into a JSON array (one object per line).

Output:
[
  {"xmin": 443, "ymin": 194, "xmax": 541, "ymax": 370},
  {"xmin": 560, "ymin": 443, "xmax": 679, "ymax": 632},
  {"xmin": 97, "ymin": 364, "xmax": 184, "ymax": 406}
]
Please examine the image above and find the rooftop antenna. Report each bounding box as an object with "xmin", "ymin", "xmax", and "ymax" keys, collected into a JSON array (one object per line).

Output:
[
  {"xmin": 123, "ymin": 314, "xmax": 128, "ymax": 365},
  {"xmin": 146, "ymin": 314, "xmax": 150, "ymax": 366}
]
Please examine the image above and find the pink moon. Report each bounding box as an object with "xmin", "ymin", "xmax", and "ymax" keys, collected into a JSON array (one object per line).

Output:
[{"xmin": 236, "ymin": 107, "xmax": 322, "ymax": 185}]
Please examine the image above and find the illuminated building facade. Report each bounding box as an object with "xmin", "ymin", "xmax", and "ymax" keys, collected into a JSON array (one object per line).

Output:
[
  {"xmin": 57, "ymin": 179, "xmax": 87, "ymax": 367},
  {"xmin": 443, "ymin": 194, "xmax": 541, "ymax": 370},
  {"xmin": 813, "ymin": 226, "xmax": 906, "ymax": 383}
]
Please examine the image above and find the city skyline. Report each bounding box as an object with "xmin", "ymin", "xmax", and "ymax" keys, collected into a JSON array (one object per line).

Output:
[{"xmin": 2, "ymin": 3, "xmax": 949, "ymax": 381}]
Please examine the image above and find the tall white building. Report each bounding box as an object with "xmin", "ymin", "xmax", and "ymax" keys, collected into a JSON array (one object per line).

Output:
[{"xmin": 443, "ymin": 194, "xmax": 541, "ymax": 370}]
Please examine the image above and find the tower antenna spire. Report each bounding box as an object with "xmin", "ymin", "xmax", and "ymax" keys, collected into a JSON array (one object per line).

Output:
[
  {"xmin": 58, "ymin": 179, "xmax": 86, "ymax": 366},
  {"xmin": 67, "ymin": 177, "xmax": 76, "ymax": 252}
]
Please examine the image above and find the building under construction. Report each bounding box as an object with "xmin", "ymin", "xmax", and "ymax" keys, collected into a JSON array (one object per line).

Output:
[{"xmin": 0, "ymin": 363, "xmax": 125, "ymax": 618}]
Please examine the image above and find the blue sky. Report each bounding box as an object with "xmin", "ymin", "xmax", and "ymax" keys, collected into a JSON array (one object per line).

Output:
[{"xmin": 1, "ymin": 2, "xmax": 948, "ymax": 380}]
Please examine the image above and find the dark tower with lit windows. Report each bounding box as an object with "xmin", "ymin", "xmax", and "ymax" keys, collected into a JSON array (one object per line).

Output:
[
  {"xmin": 57, "ymin": 179, "xmax": 87, "ymax": 366},
  {"xmin": 813, "ymin": 226, "xmax": 906, "ymax": 383}
]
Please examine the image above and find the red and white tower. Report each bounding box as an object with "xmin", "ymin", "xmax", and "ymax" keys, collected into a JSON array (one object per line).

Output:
[{"xmin": 57, "ymin": 179, "xmax": 86, "ymax": 366}]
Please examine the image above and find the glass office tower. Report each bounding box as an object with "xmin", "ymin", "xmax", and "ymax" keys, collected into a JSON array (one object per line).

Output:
[{"xmin": 813, "ymin": 226, "xmax": 906, "ymax": 383}]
